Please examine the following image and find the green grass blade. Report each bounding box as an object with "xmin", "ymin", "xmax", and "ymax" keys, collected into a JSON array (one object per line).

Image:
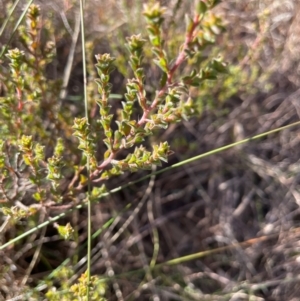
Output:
[
  {"xmin": 78, "ymin": 0, "xmax": 92, "ymax": 298},
  {"xmin": 1, "ymin": 120, "xmax": 300, "ymax": 250},
  {"xmin": 0, "ymin": 0, "xmax": 34, "ymax": 59},
  {"xmin": 0, "ymin": 0, "xmax": 20, "ymax": 37}
]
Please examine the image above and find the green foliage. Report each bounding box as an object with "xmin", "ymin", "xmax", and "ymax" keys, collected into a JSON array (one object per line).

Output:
[
  {"xmin": 55, "ymin": 222, "xmax": 74, "ymax": 240},
  {"xmin": 45, "ymin": 269, "xmax": 106, "ymax": 301},
  {"xmin": 0, "ymin": 1, "xmax": 230, "ymax": 299}
]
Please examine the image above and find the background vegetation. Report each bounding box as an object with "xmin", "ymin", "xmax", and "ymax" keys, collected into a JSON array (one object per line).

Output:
[{"xmin": 1, "ymin": 0, "xmax": 300, "ymax": 300}]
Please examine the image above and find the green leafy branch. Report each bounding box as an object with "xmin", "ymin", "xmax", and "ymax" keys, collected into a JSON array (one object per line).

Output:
[{"xmin": 73, "ymin": 1, "xmax": 226, "ymax": 188}]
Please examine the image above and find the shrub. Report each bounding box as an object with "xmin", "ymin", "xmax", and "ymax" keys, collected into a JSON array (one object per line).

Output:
[{"xmin": 0, "ymin": 1, "xmax": 227, "ymax": 299}]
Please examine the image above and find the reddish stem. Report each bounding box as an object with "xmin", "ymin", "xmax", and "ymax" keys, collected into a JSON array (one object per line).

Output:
[
  {"xmin": 16, "ymin": 87, "xmax": 23, "ymax": 111},
  {"xmin": 87, "ymin": 13, "xmax": 201, "ymax": 182},
  {"xmin": 168, "ymin": 14, "xmax": 200, "ymax": 84}
]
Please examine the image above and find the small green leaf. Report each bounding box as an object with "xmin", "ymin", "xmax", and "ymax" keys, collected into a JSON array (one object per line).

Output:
[
  {"xmin": 153, "ymin": 58, "xmax": 168, "ymax": 73},
  {"xmin": 196, "ymin": 1, "xmax": 208, "ymax": 14},
  {"xmin": 56, "ymin": 223, "xmax": 74, "ymax": 240},
  {"xmin": 211, "ymin": 58, "xmax": 228, "ymax": 73}
]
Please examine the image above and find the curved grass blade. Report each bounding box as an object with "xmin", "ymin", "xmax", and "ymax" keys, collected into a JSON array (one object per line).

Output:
[{"xmin": 1, "ymin": 120, "xmax": 300, "ymax": 250}]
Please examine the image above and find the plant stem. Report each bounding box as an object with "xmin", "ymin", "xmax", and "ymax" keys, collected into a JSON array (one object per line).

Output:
[
  {"xmin": 1, "ymin": 120, "xmax": 300, "ymax": 250},
  {"xmin": 79, "ymin": 0, "xmax": 91, "ymax": 299},
  {"xmin": 0, "ymin": 0, "xmax": 34, "ymax": 59}
]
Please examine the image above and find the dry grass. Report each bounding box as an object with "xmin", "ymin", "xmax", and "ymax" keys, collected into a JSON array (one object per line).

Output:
[{"xmin": 1, "ymin": 0, "xmax": 300, "ymax": 300}]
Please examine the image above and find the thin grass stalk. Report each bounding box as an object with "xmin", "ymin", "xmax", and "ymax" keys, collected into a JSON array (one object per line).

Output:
[
  {"xmin": 0, "ymin": 0, "xmax": 34, "ymax": 59},
  {"xmin": 79, "ymin": 0, "xmax": 92, "ymax": 298},
  {"xmin": 107, "ymin": 227, "xmax": 300, "ymax": 281},
  {"xmin": 1, "ymin": 120, "xmax": 300, "ymax": 250},
  {"xmin": 31, "ymin": 217, "xmax": 116, "ymax": 296},
  {"xmin": 0, "ymin": 0, "xmax": 20, "ymax": 37}
]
